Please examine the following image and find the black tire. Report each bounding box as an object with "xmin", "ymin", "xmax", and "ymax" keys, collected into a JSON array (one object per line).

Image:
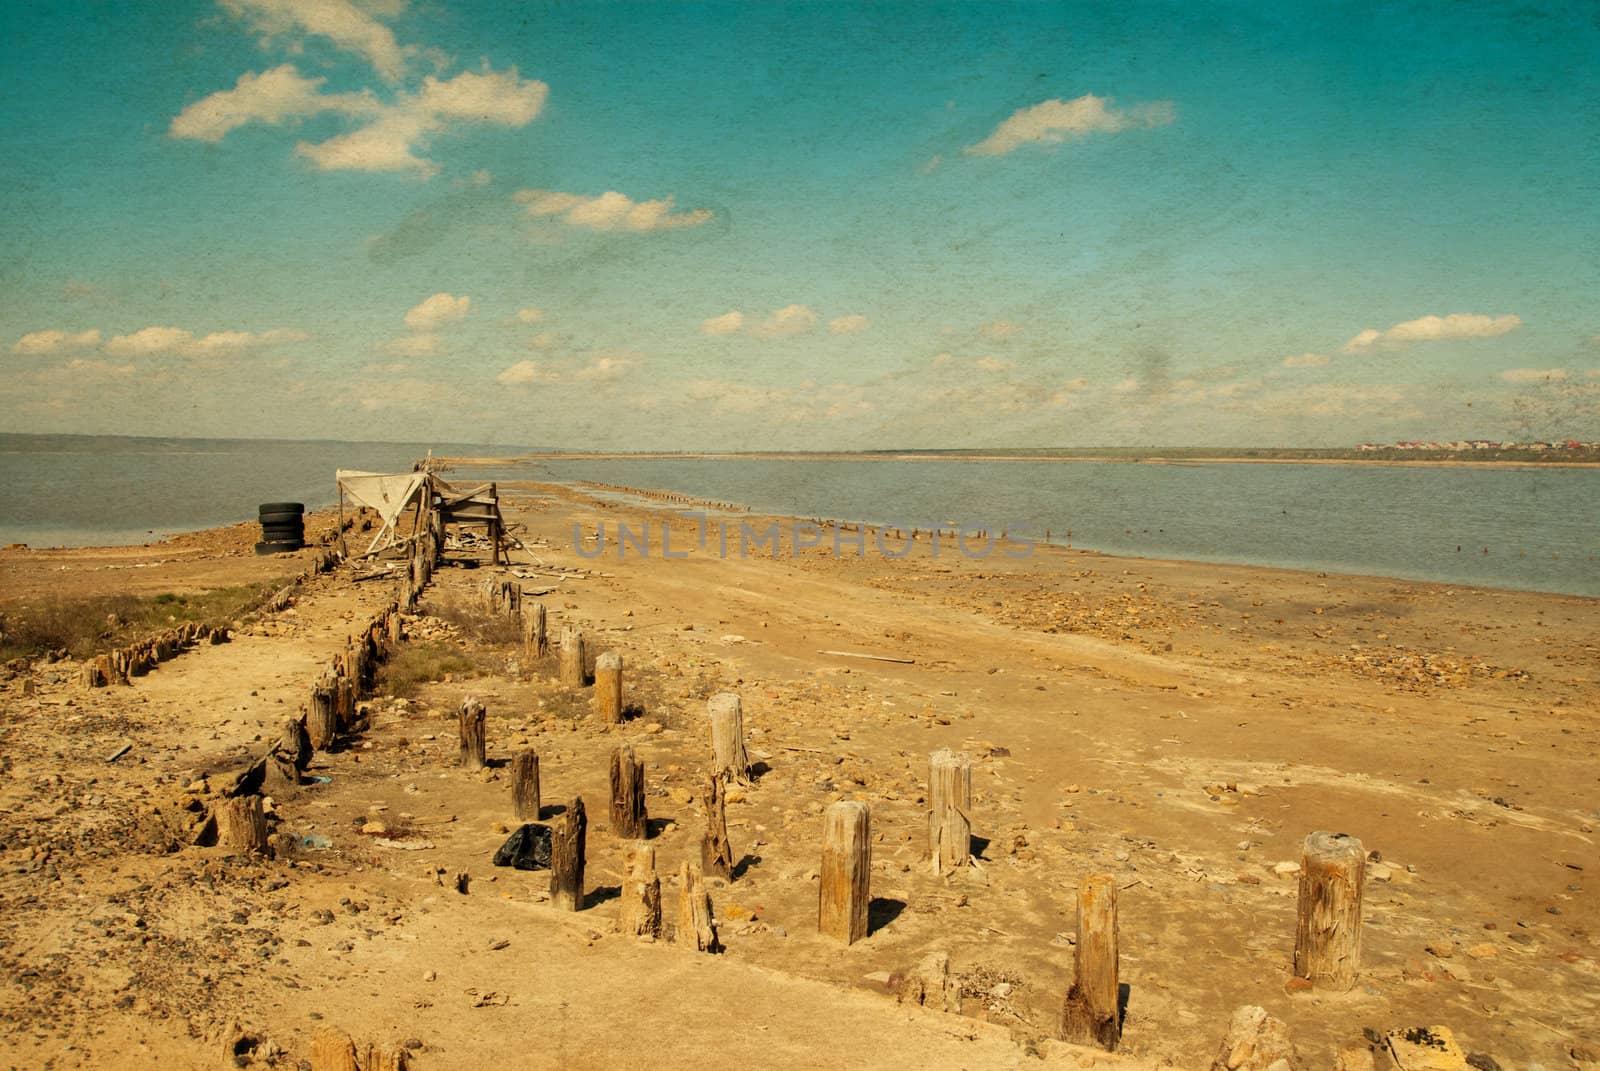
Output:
[
  {"xmin": 259, "ymin": 509, "xmax": 305, "ymax": 525},
  {"xmin": 261, "ymin": 525, "xmax": 305, "ymax": 542},
  {"xmin": 258, "ymin": 502, "xmax": 305, "ymax": 517},
  {"xmin": 254, "ymin": 539, "xmax": 304, "ymax": 556}
]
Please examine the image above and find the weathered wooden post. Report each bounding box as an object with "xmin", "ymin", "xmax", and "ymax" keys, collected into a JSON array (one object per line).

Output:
[
  {"xmin": 458, "ymin": 697, "xmax": 487, "ymax": 770},
  {"xmin": 708, "ymin": 692, "xmax": 752, "ymax": 785},
  {"xmin": 1060, "ymin": 873, "xmax": 1119, "ymax": 1049},
  {"xmin": 511, "ymin": 749, "xmax": 540, "ymax": 821},
  {"xmin": 215, "ymin": 795, "xmax": 269, "ymax": 856},
  {"xmin": 593, "ymin": 651, "xmax": 623, "ymax": 723},
  {"xmin": 928, "ymin": 748, "xmax": 972, "ymax": 873},
  {"xmin": 559, "ymin": 625, "xmax": 586, "ymax": 687},
  {"xmin": 550, "ymin": 796, "xmax": 587, "ymax": 911},
  {"xmin": 308, "ymin": 675, "xmax": 339, "ymax": 751},
  {"xmin": 702, "ymin": 773, "xmax": 735, "ymax": 880},
  {"xmin": 818, "ymin": 800, "xmax": 870, "ymax": 944},
  {"xmin": 1293, "ymin": 831, "xmax": 1365, "ymax": 990},
  {"xmin": 522, "ymin": 601, "xmax": 547, "ymax": 662},
  {"xmin": 264, "ymin": 717, "xmax": 311, "ymax": 796},
  {"xmin": 80, "ymin": 660, "xmax": 105, "ymax": 688},
  {"xmin": 677, "ymin": 860, "xmax": 719, "ymax": 952},
  {"xmin": 609, "ymin": 745, "xmax": 648, "ymax": 839},
  {"xmin": 619, "ymin": 841, "xmax": 662, "ymax": 939},
  {"xmin": 310, "ymin": 1027, "xmax": 360, "ymax": 1071}
]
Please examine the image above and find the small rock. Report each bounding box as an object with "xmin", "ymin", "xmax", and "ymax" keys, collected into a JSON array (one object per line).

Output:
[
  {"xmin": 1425, "ymin": 941, "xmax": 1456, "ymax": 959},
  {"xmin": 1272, "ymin": 861, "xmax": 1301, "ymax": 878},
  {"xmin": 422, "ymin": 969, "xmax": 436, "ymax": 982}
]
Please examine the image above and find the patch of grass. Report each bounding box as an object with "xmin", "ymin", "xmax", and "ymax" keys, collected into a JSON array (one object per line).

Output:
[
  {"xmin": 0, "ymin": 581, "xmax": 286, "ymax": 662},
  {"xmin": 427, "ymin": 595, "xmax": 524, "ymax": 647},
  {"xmin": 376, "ymin": 642, "xmax": 481, "ymax": 698}
]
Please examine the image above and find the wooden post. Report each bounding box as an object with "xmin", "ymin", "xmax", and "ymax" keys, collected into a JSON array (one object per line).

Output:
[
  {"xmin": 708, "ymin": 692, "xmax": 752, "ymax": 786},
  {"xmin": 818, "ymin": 800, "xmax": 870, "ymax": 944},
  {"xmin": 310, "ymin": 1026, "xmax": 359, "ymax": 1071},
  {"xmin": 522, "ymin": 601, "xmax": 548, "ymax": 662},
  {"xmin": 80, "ymin": 660, "xmax": 105, "ymax": 688},
  {"xmin": 701, "ymin": 773, "xmax": 735, "ymax": 880},
  {"xmin": 593, "ymin": 651, "xmax": 623, "ymax": 723},
  {"xmin": 264, "ymin": 717, "xmax": 310, "ymax": 796},
  {"xmin": 609, "ymin": 745, "xmax": 648, "ymax": 839},
  {"xmin": 1060, "ymin": 873, "xmax": 1119, "ymax": 1050},
  {"xmin": 677, "ymin": 860, "xmax": 719, "ymax": 952},
  {"xmin": 550, "ymin": 796, "xmax": 587, "ymax": 911},
  {"xmin": 1293, "ymin": 831, "xmax": 1365, "ymax": 991},
  {"xmin": 619, "ymin": 841, "xmax": 662, "ymax": 939},
  {"xmin": 928, "ymin": 748, "xmax": 972, "ymax": 873},
  {"xmin": 511, "ymin": 749, "xmax": 540, "ymax": 821},
  {"xmin": 458, "ymin": 697, "xmax": 487, "ymax": 770},
  {"xmin": 559, "ymin": 625, "xmax": 586, "ymax": 687},
  {"xmin": 215, "ymin": 795, "xmax": 268, "ymax": 856},
  {"xmin": 308, "ymin": 676, "xmax": 338, "ymax": 751}
]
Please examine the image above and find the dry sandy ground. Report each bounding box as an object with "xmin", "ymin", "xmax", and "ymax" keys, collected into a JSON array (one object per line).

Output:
[{"xmin": 0, "ymin": 483, "xmax": 1596, "ymax": 1070}]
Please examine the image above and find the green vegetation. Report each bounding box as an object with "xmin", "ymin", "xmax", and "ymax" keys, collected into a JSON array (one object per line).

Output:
[
  {"xmin": 0, "ymin": 582, "xmax": 284, "ymax": 662},
  {"xmin": 375, "ymin": 641, "xmax": 481, "ymax": 697}
]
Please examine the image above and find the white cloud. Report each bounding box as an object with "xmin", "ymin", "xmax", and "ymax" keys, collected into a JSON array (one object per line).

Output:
[
  {"xmin": 699, "ymin": 311, "xmax": 744, "ymax": 336},
  {"xmin": 495, "ymin": 359, "xmax": 557, "ymax": 386},
  {"xmin": 828, "ymin": 314, "xmax": 870, "ymax": 335},
  {"xmin": 966, "ymin": 94, "xmax": 1176, "ymax": 156},
  {"xmin": 974, "ymin": 356, "xmax": 1013, "ymax": 372},
  {"xmin": 417, "ymin": 68, "xmax": 545, "ymax": 125},
  {"xmin": 1282, "ymin": 353, "xmax": 1330, "ymax": 369},
  {"xmin": 403, "ymin": 293, "xmax": 471, "ymax": 331},
  {"xmin": 169, "ymin": 65, "xmax": 376, "ymax": 142},
  {"xmin": 221, "ymin": 0, "xmax": 411, "ymax": 82},
  {"xmin": 1497, "ymin": 367, "xmax": 1568, "ymax": 384},
  {"xmin": 574, "ymin": 354, "xmax": 638, "ymax": 382},
  {"xmin": 103, "ymin": 326, "xmax": 309, "ymax": 358},
  {"xmin": 377, "ymin": 333, "xmax": 442, "ymax": 358},
  {"xmin": 514, "ymin": 306, "xmax": 543, "ymax": 324},
  {"xmin": 978, "ymin": 320, "xmax": 1023, "ymax": 341},
  {"xmin": 753, "ymin": 304, "xmax": 817, "ymax": 339},
  {"xmin": 1344, "ymin": 313, "xmax": 1522, "ymax": 352},
  {"xmin": 516, "ymin": 188, "xmax": 713, "ymax": 232},
  {"xmin": 11, "ymin": 329, "xmax": 101, "ymax": 356},
  {"xmin": 295, "ymin": 106, "xmax": 436, "ymax": 174}
]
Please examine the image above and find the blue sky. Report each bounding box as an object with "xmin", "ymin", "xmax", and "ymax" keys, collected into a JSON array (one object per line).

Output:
[{"xmin": 3, "ymin": 0, "xmax": 1597, "ymax": 448}]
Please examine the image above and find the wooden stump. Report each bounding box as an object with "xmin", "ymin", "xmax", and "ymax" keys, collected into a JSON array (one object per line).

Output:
[
  {"xmin": 701, "ymin": 773, "xmax": 735, "ymax": 880},
  {"xmin": 309, "ymin": 1027, "xmax": 359, "ymax": 1071},
  {"xmin": 609, "ymin": 745, "xmax": 648, "ymax": 839},
  {"xmin": 818, "ymin": 800, "xmax": 870, "ymax": 944},
  {"xmin": 264, "ymin": 717, "xmax": 311, "ymax": 796},
  {"xmin": 550, "ymin": 796, "xmax": 587, "ymax": 911},
  {"xmin": 619, "ymin": 841, "xmax": 662, "ymax": 939},
  {"xmin": 308, "ymin": 676, "xmax": 339, "ymax": 751},
  {"xmin": 80, "ymin": 660, "xmax": 105, "ymax": 688},
  {"xmin": 1060, "ymin": 873, "xmax": 1120, "ymax": 1050},
  {"xmin": 559, "ymin": 626, "xmax": 586, "ymax": 687},
  {"xmin": 511, "ymin": 749, "xmax": 540, "ymax": 821},
  {"xmin": 593, "ymin": 651, "xmax": 623, "ymax": 723},
  {"xmin": 335, "ymin": 675, "xmax": 356, "ymax": 730},
  {"xmin": 458, "ymin": 697, "xmax": 487, "ymax": 770},
  {"xmin": 928, "ymin": 748, "xmax": 972, "ymax": 873},
  {"xmin": 895, "ymin": 950, "xmax": 961, "ymax": 1013},
  {"xmin": 677, "ymin": 860, "xmax": 719, "ymax": 952},
  {"xmin": 215, "ymin": 795, "xmax": 268, "ymax": 856},
  {"xmin": 708, "ymin": 692, "xmax": 752, "ymax": 785},
  {"xmin": 522, "ymin": 601, "xmax": 547, "ymax": 662},
  {"xmin": 1293, "ymin": 831, "xmax": 1365, "ymax": 991}
]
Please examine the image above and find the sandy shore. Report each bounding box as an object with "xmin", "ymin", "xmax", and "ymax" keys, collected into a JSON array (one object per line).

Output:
[{"xmin": 1, "ymin": 483, "xmax": 1596, "ymax": 1069}]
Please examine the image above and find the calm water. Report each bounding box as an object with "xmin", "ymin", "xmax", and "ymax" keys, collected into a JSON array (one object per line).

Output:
[
  {"xmin": 515, "ymin": 456, "xmax": 1600, "ymax": 597},
  {"xmin": 1, "ymin": 437, "xmax": 1595, "ymax": 597},
  {"xmin": 0, "ymin": 434, "xmax": 523, "ymax": 548}
]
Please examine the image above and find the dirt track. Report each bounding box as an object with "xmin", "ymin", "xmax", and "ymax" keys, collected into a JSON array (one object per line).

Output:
[{"xmin": 0, "ymin": 483, "xmax": 1596, "ymax": 1069}]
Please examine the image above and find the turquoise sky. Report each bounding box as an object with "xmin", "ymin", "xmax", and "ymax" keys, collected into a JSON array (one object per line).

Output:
[{"xmin": 3, "ymin": 0, "xmax": 1597, "ymax": 448}]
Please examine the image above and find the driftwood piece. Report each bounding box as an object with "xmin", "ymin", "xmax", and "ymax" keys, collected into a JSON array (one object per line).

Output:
[
  {"xmin": 550, "ymin": 796, "xmax": 587, "ymax": 911},
  {"xmin": 928, "ymin": 748, "xmax": 972, "ymax": 873},
  {"xmin": 707, "ymin": 692, "xmax": 752, "ymax": 785},
  {"xmin": 609, "ymin": 745, "xmax": 648, "ymax": 839},
  {"xmin": 701, "ymin": 773, "xmax": 735, "ymax": 880},
  {"xmin": 619, "ymin": 841, "xmax": 662, "ymax": 939},
  {"xmin": 818, "ymin": 800, "xmax": 870, "ymax": 944},
  {"xmin": 593, "ymin": 651, "xmax": 623, "ymax": 723},
  {"xmin": 1293, "ymin": 831, "xmax": 1365, "ymax": 990},
  {"xmin": 677, "ymin": 860, "xmax": 719, "ymax": 952},
  {"xmin": 511, "ymin": 749, "xmax": 540, "ymax": 821},
  {"xmin": 458, "ymin": 697, "xmax": 487, "ymax": 770},
  {"xmin": 1060, "ymin": 873, "xmax": 1120, "ymax": 1050}
]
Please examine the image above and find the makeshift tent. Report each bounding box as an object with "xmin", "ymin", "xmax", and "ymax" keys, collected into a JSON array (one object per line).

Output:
[{"xmin": 335, "ymin": 470, "xmax": 427, "ymax": 556}]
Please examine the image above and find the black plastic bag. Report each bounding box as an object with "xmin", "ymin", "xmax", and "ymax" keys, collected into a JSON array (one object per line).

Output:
[{"xmin": 492, "ymin": 823, "xmax": 552, "ymax": 870}]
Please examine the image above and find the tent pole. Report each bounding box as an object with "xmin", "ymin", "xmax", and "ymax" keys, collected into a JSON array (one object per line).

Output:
[{"xmin": 336, "ymin": 483, "xmax": 348, "ymax": 558}]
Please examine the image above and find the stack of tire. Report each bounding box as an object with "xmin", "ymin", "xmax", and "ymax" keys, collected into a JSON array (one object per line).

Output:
[{"xmin": 256, "ymin": 502, "xmax": 305, "ymax": 555}]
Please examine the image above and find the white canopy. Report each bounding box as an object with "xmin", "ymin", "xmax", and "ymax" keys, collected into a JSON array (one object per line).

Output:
[{"xmin": 336, "ymin": 469, "xmax": 427, "ymax": 554}]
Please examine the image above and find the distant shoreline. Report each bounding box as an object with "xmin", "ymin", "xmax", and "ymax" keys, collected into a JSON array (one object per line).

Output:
[{"xmin": 451, "ymin": 451, "xmax": 1600, "ymax": 470}]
